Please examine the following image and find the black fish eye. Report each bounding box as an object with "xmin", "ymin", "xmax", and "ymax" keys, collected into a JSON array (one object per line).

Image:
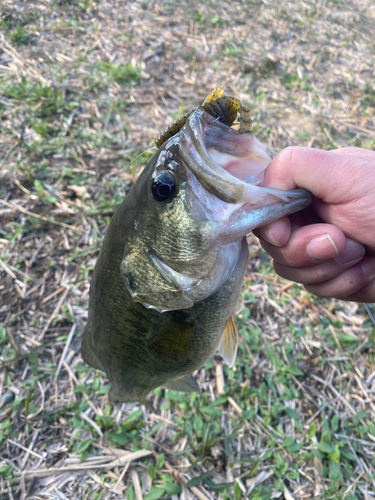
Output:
[{"xmin": 151, "ymin": 172, "xmax": 176, "ymax": 201}]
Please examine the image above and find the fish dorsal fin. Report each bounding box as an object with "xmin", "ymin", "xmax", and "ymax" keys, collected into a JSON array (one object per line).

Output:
[
  {"xmin": 163, "ymin": 374, "xmax": 200, "ymax": 393},
  {"xmin": 81, "ymin": 326, "xmax": 104, "ymax": 371},
  {"xmin": 147, "ymin": 315, "xmax": 194, "ymax": 361},
  {"xmin": 218, "ymin": 314, "xmax": 239, "ymax": 368}
]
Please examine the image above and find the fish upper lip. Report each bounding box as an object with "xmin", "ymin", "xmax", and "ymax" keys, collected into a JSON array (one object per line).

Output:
[{"xmin": 178, "ymin": 109, "xmax": 312, "ymax": 205}]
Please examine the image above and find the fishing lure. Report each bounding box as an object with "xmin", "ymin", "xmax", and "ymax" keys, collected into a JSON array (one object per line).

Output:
[{"xmin": 155, "ymin": 86, "xmax": 253, "ymax": 148}]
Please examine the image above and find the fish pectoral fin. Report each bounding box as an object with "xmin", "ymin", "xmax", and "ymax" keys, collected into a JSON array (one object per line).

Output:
[
  {"xmin": 147, "ymin": 315, "xmax": 194, "ymax": 360},
  {"xmin": 163, "ymin": 374, "xmax": 200, "ymax": 393},
  {"xmin": 218, "ymin": 314, "xmax": 239, "ymax": 368},
  {"xmin": 81, "ymin": 326, "xmax": 104, "ymax": 371}
]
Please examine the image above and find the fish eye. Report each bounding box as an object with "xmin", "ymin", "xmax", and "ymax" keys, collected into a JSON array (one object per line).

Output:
[{"xmin": 151, "ymin": 172, "xmax": 176, "ymax": 201}]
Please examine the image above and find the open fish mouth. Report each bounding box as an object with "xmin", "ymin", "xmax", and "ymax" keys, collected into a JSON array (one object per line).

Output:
[
  {"xmin": 179, "ymin": 108, "xmax": 312, "ymax": 209},
  {"xmin": 120, "ymin": 107, "xmax": 312, "ymax": 313}
]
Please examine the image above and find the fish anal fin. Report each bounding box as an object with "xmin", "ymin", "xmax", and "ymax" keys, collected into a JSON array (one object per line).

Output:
[
  {"xmin": 81, "ymin": 327, "xmax": 104, "ymax": 371},
  {"xmin": 147, "ymin": 316, "xmax": 194, "ymax": 361},
  {"xmin": 163, "ymin": 374, "xmax": 200, "ymax": 393},
  {"xmin": 218, "ymin": 314, "xmax": 239, "ymax": 368},
  {"xmin": 108, "ymin": 388, "xmax": 154, "ymax": 410}
]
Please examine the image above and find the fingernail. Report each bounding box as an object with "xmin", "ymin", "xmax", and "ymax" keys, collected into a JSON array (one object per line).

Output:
[
  {"xmin": 266, "ymin": 228, "xmax": 280, "ymax": 246},
  {"xmin": 361, "ymin": 258, "xmax": 375, "ymax": 278},
  {"xmin": 263, "ymin": 219, "xmax": 290, "ymax": 247},
  {"xmin": 306, "ymin": 234, "xmax": 339, "ymax": 260},
  {"xmin": 335, "ymin": 239, "xmax": 365, "ymax": 265}
]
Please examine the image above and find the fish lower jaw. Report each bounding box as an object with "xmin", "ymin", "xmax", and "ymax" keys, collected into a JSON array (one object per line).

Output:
[{"xmin": 239, "ymin": 184, "xmax": 313, "ymax": 205}]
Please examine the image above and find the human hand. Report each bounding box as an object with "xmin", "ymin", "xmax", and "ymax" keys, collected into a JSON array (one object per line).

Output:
[{"xmin": 254, "ymin": 147, "xmax": 375, "ymax": 302}]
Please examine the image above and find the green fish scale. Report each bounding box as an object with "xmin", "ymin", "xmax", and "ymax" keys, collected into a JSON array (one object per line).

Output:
[{"xmin": 138, "ymin": 196, "xmax": 214, "ymax": 263}]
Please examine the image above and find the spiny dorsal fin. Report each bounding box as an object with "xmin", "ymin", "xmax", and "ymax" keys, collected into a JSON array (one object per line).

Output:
[
  {"xmin": 163, "ymin": 374, "xmax": 200, "ymax": 393},
  {"xmin": 218, "ymin": 314, "xmax": 239, "ymax": 368}
]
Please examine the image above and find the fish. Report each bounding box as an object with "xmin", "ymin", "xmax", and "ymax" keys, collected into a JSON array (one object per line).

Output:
[{"xmin": 81, "ymin": 90, "xmax": 312, "ymax": 403}]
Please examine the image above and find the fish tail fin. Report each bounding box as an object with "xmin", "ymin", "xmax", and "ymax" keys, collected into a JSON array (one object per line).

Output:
[{"xmin": 81, "ymin": 326, "xmax": 104, "ymax": 371}]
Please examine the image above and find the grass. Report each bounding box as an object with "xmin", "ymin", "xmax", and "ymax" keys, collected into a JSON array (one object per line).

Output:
[{"xmin": 1, "ymin": 0, "xmax": 375, "ymax": 499}]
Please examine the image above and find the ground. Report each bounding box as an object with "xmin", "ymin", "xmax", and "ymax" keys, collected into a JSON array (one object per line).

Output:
[{"xmin": 1, "ymin": 0, "xmax": 375, "ymax": 499}]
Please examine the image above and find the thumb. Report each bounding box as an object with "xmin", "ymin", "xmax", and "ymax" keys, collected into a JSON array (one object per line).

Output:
[{"xmin": 263, "ymin": 146, "xmax": 348, "ymax": 200}]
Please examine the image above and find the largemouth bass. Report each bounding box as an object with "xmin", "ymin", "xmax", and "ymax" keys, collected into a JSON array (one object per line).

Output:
[{"xmin": 82, "ymin": 90, "xmax": 312, "ymax": 403}]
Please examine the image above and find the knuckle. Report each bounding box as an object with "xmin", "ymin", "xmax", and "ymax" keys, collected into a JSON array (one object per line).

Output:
[
  {"xmin": 275, "ymin": 146, "xmax": 294, "ymax": 171},
  {"xmin": 273, "ymin": 261, "xmax": 293, "ymax": 280},
  {"xmin": 278, "ymin": 247, "xmax": 299, "ymax": 267},
  {"xmin": 341, "ymin": 271, "xmax": 359, "ymax": 293},
  {"xmin": 309, "ymin": 263, "xmax": 334, "ymax": 283}
]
